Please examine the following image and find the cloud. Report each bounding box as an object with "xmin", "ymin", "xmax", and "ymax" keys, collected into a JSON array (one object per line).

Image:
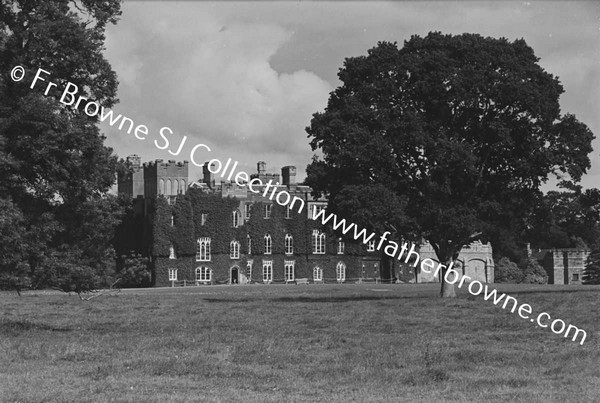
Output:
[
  {"xmin": 101, "ymin": 1, "xmax": 599, "ymax": 187},
  {"xmin": 102, "ymin": 3, "xmax": 331, "ymax": 181}
]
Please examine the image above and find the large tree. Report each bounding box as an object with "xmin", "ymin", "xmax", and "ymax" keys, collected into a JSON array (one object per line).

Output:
[
  {"xmin": 0, "ymin": 0, "xmax": 124, "ymax": 292},
  {"xmin": 306, "ymin": 32, "xmax": 594, "ymax": 297}
]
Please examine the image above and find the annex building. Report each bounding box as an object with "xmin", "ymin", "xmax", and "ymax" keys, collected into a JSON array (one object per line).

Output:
[{"xmin": 116, "ymin": 155, "xmax": 495, "ymax": 287}]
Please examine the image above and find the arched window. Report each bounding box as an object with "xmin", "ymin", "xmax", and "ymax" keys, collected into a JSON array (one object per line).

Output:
[
  {"xmin": 173, "ymin": 179, "xmax": 179, "ymax": 195},
  {"xmin": 171, "ymin": 215, "xmax": 175, "ymax": 227},
  {"xmin": 232, "ymin": 210, "xmax": 241, "ymax": 228},
  {"xmin": 180, "ymin": 180, "xmax": 186, "ymax": 195},
  {"xmin": 313, "ymin": 266, "xmax": 322, "ymax": 282},
  {"xmin": 262, "ymin": 260, "xmax": 273, "ymax": 283},
  {"xmin": 196, "ymin": 238, "xmax": 211, "ymax": 261},
  {"xmin": 166, "ymin": 179, "xmax": 172, "ymax": 196},
  {"xmin": 195, "ymin": 267, "xmax": 211, "ymax": 282},
  {"xmin": 285, "ymin": 234, "xmax": 293, "ymax": 255},
  {"xmin": 230, "ymin": 240, "xmax": 240, "ymax": 259},
  {"xmin": 264, "ymin": 234, "xmax": 272, "ymax": 255},
  {"xmin": 169, "ymin": 245, "xmax": 176, "ymax": 259},
  {"xmin": 336, "ymin": 261, "xmax": 346, "ymax": 283},
  {"xmin": 312, "ymin": 230, "xmax": 325, "ymax": 254},
  {"xmin": 247, "ymin": 235, "xmax": 252, "ymax": 255},
  {"xmin": 159, "ymin": 179, "xmax": 165, "ymax": 195},
  {"xmin": 284, "ymin": 260, "xmax": 295, "ymax": 282},
  {"xmin": 367, "ymin": 240, "xmax": 376, "ymax": 252}
]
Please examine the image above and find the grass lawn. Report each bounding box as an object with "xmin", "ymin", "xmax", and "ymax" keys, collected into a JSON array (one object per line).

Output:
[{"xmin": 1, "ymin": 283, "xmax": 599, "ymax": 402}]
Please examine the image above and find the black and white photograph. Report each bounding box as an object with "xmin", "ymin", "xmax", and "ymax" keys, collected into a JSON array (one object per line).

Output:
[{"xmin": 0, "ymin": 0, "xmax": 599, "ymax": 401}]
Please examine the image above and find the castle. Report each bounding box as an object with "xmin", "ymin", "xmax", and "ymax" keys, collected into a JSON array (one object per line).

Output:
[{"xmin": 116, "ymin": 155, "xmax": 495, "ymax": 287}]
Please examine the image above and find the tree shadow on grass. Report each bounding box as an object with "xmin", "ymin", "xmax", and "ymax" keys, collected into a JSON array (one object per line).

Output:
[{"xmin": 0, "ymin": 318, "xmax": 72, "ymax": 336}]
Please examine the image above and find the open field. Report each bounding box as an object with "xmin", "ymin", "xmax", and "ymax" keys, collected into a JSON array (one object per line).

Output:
[{"xmin": 1, "ymin": 283, "xmax": 599, "ymax": 402}]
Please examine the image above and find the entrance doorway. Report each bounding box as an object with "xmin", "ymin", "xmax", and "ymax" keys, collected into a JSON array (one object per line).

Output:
[{"xmin": 230, "ymin": 266, "xmax": 239, "ymax": 284}]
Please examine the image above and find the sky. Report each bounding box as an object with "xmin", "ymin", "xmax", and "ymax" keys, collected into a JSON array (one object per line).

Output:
[{"xmin": 101, "ymin": 1, "xmax": 600, "ymax": 189}]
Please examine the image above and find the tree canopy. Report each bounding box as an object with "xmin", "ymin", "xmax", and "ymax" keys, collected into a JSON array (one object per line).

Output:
[
  {"xmin": 0, "ymin": 0, "xmax": 125, "ymax": 294},
  {"xmin": 306, "ymin": 32, "xmax": 594, "ymax": 297}
]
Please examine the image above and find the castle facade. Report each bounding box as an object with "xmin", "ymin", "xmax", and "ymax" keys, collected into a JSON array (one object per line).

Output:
[{"xmin": 116, "ymin": 155, "xmax": 495, "ymax": 287}]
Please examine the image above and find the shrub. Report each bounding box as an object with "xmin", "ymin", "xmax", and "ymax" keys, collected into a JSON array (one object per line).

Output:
[
  {"xmin": 494, "ymin": 257, "xmax": 523, "ymax": 283},
  {"xmin": 521, "ymin": 258, "xmax": 548, "ymax": 284}
]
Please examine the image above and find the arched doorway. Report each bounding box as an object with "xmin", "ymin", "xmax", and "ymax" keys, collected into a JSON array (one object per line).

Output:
[{"xmin": 230, "ymin": 266, "xmax": 239, "ymax": 284}]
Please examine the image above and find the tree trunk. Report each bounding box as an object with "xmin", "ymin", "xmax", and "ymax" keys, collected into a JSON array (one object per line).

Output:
[{"xmin": 439, "ymin": 259, "xmax": 457, "ymax": 298}]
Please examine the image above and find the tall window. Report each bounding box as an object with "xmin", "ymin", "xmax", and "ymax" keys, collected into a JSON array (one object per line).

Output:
[
  {"xmin": 285, "ymin": 205, "xmax": 292, "ymax": 219},
  {"xmin": 337, "ymin": 238, "xmax": 345, "ymax": 254},
  {"xmin": 173, "ymin": 179, "xmax": 179, "ymax": 195},
  {"xmin": 247, "ymin": 235, "xmax": 252, "ymax": 255},
  {"xmin": 171, "ymin": 215, "xmax": 174, "ymax": 227},
  {"xmin": 310, "ymin": 204, "xmax": 326, "ymax": 219},
  {"xmin": 230, "ymin": 240, "xmax": 240, "ymax": 259},
  {"xmin": 285, "ymin": 234, "xmax": 293, "ymax": 255},
  {"xmin": 169, "ymin": 245, "xmax": 176, "ymax": 259},
  {"xmin": 312, "ymin": 230, "xmax": 326, "ymax": 254},
  {"xmin": 262, "ymin": 260, "xmax": 273, "ymax": 283},
  {"xmin": 264, "ymin": 204, "xmax": 272, "ymax": 219},
  {"xmin": 168, "ymin": 268, "xmax": 177, "ymax": 281},
  {"xmin": 367, "ymin": 240, "xmax": 376, "ymax": 252},
  {"xmin": 232, "ymin": 210, "xmax": 241, "ymax": 228},
  {"xmin": 313, "ymin": 266, "xmax": 322, "ymax": 282},
  {"xmin": 159, "ymin": 179, "xmax": 165, "ymax": 195},
  {"xmin": 195, "ymin": 267, "xmax": 211, "ymax": 282},
  {"xmin": 264, "ymin": 234, "xmax": 272, "ymax": 254},
  {"xmin": 245, "ymin": 203, "xmax": 251, "ymax": 220},
  {"xmin": 336, "ymin": 261, "xmax": 346, "ymax": 283},
  {"xmin": 166, "ymin": 179, "xmax": 172, "ymax": 196},
  {"xmin": 201, "ymin": 213, "xmax": 208, "ymax": 226},
  {"xmin": 196, "ymin": 238, "xmax": 211, "ymax": 261},
  {"xmin": 284, "ymin": 260, "xmax": 295, "ymax": 282}
]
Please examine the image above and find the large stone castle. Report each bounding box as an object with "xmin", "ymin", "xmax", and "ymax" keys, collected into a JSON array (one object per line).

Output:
[{"xmin": 116, "ymin": 155, "xmax": 495, "ymax": 287}]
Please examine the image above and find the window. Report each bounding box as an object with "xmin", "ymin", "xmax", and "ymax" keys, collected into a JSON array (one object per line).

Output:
[
  {"xmin": 262, "ymin": 260, "xmax": 273, "ymax": 283},
  {"xmin": 195, "ymin": 267, "xmax": 211, "ymax": 282},
  {"xmin": 245, "ymin": 203, "xmax": 251, "ymax": 220},
  {"xmin": 264, "ymin": 234, "xmax": 272, "ymax": 254},
  {"xmin": 196, "ymin": 237, "xmax": 211, "ymax": 261},
  {"xmin": 247, "ymin": 235, "xmax": 252, "ymax": 255},
  {"xmin": 232, "ymin": 210, "xmax": 241, "ymax": 228},
  {"xmin": 264, "ymin": 204, "xmax": 272, "ymax": 219},
  {"xmin": 336, "ymin": 261, "xmax": 346, "ymax": 283},
  {"xmin": 159, "ymin": 179, "xmax": 164, "ymax": 195},
  {"xmin": 169, "ymin": 245, "xmax": 176, "ymax": 259},
  {"xmin": 171, "ymin": 215, "xmax": 174, "ymax": 227},
  {"xmin": 246, "ymin": 260, "xmax": 253, "ymax": 281},
  {"xmin": 337, "ymin": 238, "xmax": 345, "ymax": 254},
  {"xmin": 230, "ymin": 240, "xmax": 240, "ymax": 259},
  {"xmin": 168, "ymin": 269, "xmax": 177, "ymax": 281},
  {"xmin": 285, "ymin": 234, "xmax": 293, "ymax": 255},
  {"xmin": 284, "ymin": 260, "xmax": 295, "ymax": 282},
  {"xmin": 166, "ymin": 179, "xmax": 172, "ymax": 196},
  {"xmin": 309, "ymin": 204, "xmax": 326, "ymax": 219},
  {"xmin": 201, "ymin": 213, "xmax": 208, "ymax": 226},
  {"xmin": 313, "ymin": 266, "xmax": 322, "ymax": 282},
  {"xmin": 573, "ymin": 273, "xmax": 580, "ymax": 281},
  {"xmin": 173, "ymin": 179, "xmax": 179, "ymax": 195},
  {"xmin": 367, "ymin": 240, "xmax": 376, "ymax": 252},
  {"xmin": 312, "ymin": 230, "xmax": 326, "ymax": 254},
  {"xmin": 285, "ymin": 205, "xmax": 291, "ymax": 219},
  {"xmin": 180, "ymin": 180, "xmax": 186, "ymax": 195}
]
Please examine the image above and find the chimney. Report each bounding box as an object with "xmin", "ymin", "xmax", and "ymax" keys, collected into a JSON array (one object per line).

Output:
[
  {"xmin": 282, "ymin": 166, "xmax": 296, "ymax": 185},
  {"xmin": 203, "ymin": 161, "xmax": 216, "ymax": 188},
  {"xmin": 257, "ymin": 161, "xmax": 266, "ymax": 175}
]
